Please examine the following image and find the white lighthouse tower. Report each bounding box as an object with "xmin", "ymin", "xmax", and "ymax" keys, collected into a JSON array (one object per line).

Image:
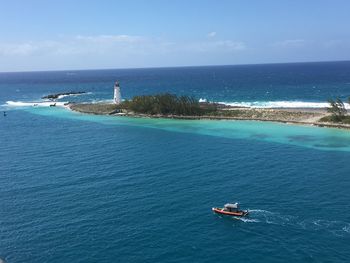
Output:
[{"xmin": 113, "ymin": 81, "xmax": 121, "ymax": 104}]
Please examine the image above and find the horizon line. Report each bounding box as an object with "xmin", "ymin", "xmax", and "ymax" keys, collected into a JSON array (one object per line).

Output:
[{"xmin": 1, "ymin": 59, "xmax": 349, "ymax": 74}]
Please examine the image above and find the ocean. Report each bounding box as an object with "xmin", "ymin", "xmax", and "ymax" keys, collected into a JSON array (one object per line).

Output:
[{"xmin": 1, "ymin": 61, "xmax": 350, "ymax": 262}]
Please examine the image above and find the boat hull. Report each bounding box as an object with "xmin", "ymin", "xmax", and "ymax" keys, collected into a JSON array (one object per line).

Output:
[{"xmin": 212, "ymin": 207, "xmax": 249, "ymax": 217}]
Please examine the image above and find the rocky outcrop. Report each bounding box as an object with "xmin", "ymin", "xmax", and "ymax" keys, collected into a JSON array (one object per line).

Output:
[
  {"xmin": 42, "ymin": 91, "xmax": 86, "ymax": 100},
  {"xmin": 69, "ymin": 103, "xmax": 119, "ymax": 115}
]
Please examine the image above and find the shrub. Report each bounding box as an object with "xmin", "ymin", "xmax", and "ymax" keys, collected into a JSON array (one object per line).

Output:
[
  {"xmin": 327, "ymin": 98, "xmax": 347, "ymax": 122},
  {"xmin": 120, "ymin": 93, "xmax": 209, "ymax": 116}
]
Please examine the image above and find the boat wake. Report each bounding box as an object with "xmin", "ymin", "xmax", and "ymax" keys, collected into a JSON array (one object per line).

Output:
[
  {"xmin": 233, "ymin": 217, "xmax": 260, "ymax": 223},
  {"xmin": 245, "ymin": 209, "xmax": 350, "ymax": 236},
  {"xmin": 248, "ymin": 209, "xmax": 298, "ymax": 225}
]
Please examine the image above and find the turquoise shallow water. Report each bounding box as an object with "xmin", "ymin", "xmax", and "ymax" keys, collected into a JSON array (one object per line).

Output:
[
  {"xmin": 1, "ymin": 63, "xmax": 350, "ymax": 262},
  {"xmin": 29, "ymin": 106, "xmax": 350, "ymax": 152}
]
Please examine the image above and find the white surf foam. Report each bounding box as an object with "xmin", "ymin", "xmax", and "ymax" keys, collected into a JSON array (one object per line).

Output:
[
  {"xmin": 198, "ymin": 99, "xmax": 350, "ymax": 109},
  {"xmin": 57, "ymin": 94, "xmax": 70, "ymax": 99},
  {"xmin": 223, "ymin": 101, "xmax": 350, "ymax": 109},
  {"xmin": 56, "ymin": 92, "xmax": 92, "ymax": 99},
  {"xmin": 91, "ymin": 99, "xmax": 114, "ymax": 104},
  {"xmin": 5, "ymin": 100, "xmax": 68, "ymax": 108}
]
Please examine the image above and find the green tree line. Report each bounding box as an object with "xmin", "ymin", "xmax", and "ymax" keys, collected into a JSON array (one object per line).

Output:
[{"xmin": 121, "ymin": 93, "xmax": 215, "ymax": 115}]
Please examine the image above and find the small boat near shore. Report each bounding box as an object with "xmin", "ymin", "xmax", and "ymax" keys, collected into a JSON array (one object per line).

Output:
[{"xmin": 212, "ymin": 203, "xmax": 249, "ymax": 217}]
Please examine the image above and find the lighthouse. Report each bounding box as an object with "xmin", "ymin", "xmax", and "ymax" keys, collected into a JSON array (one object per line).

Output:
[{"xmin": 113, "ymin": 81, "xmax": 121, "ymax": 104}]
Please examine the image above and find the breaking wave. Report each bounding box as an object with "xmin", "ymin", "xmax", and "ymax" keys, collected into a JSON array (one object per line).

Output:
[
  {"xmin": 200, "ymin": 99, "xmax": 350, "ymax": 109},
  {"xmin": 91, "ymin": 99, "xmax": 114, "ymax": 104},
  {"xmin": 4, "ymin": 101, "xmax": 68, "ymax": 108},
  {"xmin": 57, "ymin": 92, "xmax": 92, "ymax": 99},
  {"xmin": 4, "ymin": 96, "xmax": 114, "ymax": 109}
]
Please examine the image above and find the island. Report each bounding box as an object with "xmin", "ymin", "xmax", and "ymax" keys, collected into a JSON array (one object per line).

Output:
[{"xmin": 65, "ymin": 93, "xmax": 350, "ymax": 130}]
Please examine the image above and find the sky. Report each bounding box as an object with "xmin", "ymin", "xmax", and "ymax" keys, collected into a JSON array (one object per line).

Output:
[{"xmin": 0, "ymin": 0, "xmax": 350, "ymax": 72}]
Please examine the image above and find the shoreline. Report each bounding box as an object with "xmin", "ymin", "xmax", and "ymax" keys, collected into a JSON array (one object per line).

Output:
[{"xmin": 68, "ymin": 103, "xmax": 350, "ymax": 130}]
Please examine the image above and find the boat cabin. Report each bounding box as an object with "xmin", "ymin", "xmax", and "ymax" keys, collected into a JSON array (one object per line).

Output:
[{"xmin": 223, "ymin": 203, "xmax": 239, "ymax": 212}]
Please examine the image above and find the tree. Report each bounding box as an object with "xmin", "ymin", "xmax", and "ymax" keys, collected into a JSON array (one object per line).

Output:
[
  {"xmin": 327, "ymin": 98, "xmax": 347, "ymax": 122},
  {"xmin": 120, "ymin": 93, "xmax": 205, "ymax": 116}
]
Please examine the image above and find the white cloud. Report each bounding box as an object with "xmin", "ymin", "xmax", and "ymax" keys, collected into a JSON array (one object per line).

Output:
[
  {"xmin": 273, "ymin": 39, "xmax": 306, "ymax": 48},
  {"xmin": 0, "ymin": 34, "xmax": 248, "ymax": 71},
  {"xmin": 75, "ymin": 34, "xmax": 145, "ymax": 43},
  {"xmin": 0, "ymin": 34, "xmax": 246, "ymax": 57},
  {"xmin": 207, "ymin": 31, "xmax": 217, "ymax": 38},
  {"xmin": 323, "ymin": 39, "xmax": 348, "ymax": 48},
  {"xmin": 0, "ymin": 42, "xmax": 38, "ymax": 56},
  {"xmin": 185, "ymin": 40, "xmax": 246, "ymax": 52}
]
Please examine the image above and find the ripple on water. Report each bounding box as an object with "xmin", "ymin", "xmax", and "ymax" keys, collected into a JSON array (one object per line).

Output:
[
  {"xmin": 288, "ymin": 135, "xmax": 318, "ymax": 142},
  {"xmin": 250, "ymin": 133, "xmax": 269, "ymax": 139}
]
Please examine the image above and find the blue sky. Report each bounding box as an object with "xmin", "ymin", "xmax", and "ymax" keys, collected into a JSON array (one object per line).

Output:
[{"xmin": 0, "ymin": 0, "xmax": 349, "ymax": 71}]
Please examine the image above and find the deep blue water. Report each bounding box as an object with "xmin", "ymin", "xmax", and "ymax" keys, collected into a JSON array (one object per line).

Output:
[
  {"xmin": 1, "ymin": 61, "xmax": 350, "ymax": 106},
  {"xmin": 1, "ymin": 62, "xmax": 350, "ymax": 262}
]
